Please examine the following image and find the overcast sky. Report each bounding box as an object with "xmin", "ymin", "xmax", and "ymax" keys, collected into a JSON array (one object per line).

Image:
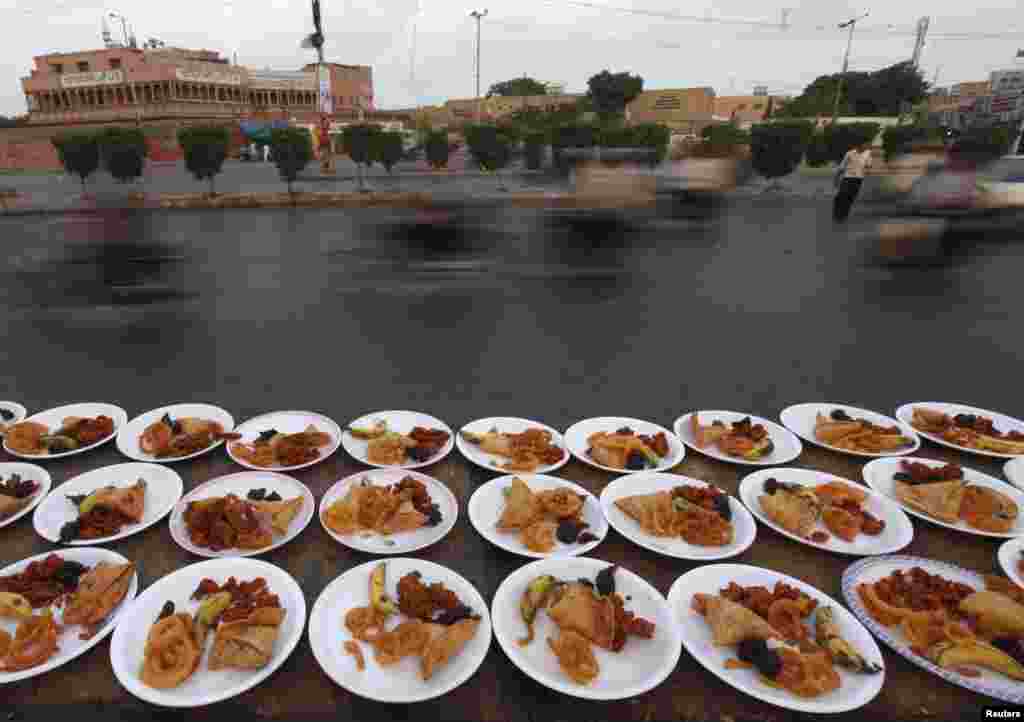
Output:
[{"xmin": 1, "ymin": 0, "xmax": 1022, "ymax": 116}]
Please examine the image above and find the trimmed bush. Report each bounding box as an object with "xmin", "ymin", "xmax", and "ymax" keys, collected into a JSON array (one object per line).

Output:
[
  {"xmin": 750, "ymin": 120, "xmax": 814, "ymax": 182},
  {"xmin": 342, "ymin": 124, "xmax": 383, "ymax": 189},
  {"xmin": 270, "ymin": 127, "xmax": 313, "ymax": 195},
  {"xmin": 178, "ymin": 125, "xmax": 230, "ymax": 194},
  {"xmin": 464, "ymin": 124, "xmax": 513, "ymax": 173},
  {"xmin": 882, "ymin": 125, "xmax": 928, "ymax": 161},
  {"xmin": 424, "ymin": 130, "xmax": 451, "ymax": 170},
  {"xmin": 524, "ymin": 132, "xmax": 545, "ymax": 170},
  {"xmin": 52, "ymin": 132, "xmax": 100, "ymax": 191},
  {"xmin": 376, "ymin": 132, "xmax": 405, "ymax": 174},
  {"xmin": 805, "ymin": 131, "xmax": 830, "ymax": 167},
  {"xmin": 98, "ymin": 127, "xmax": 147, "ymax": 183},
  {"xmin": 825, "ymin": 122, "xmax": 880, "ymax": 163}
]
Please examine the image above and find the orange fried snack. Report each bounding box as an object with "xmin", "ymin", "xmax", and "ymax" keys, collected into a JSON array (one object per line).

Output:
[
  {"xmin": 371, "ymin": 620, "xmax": 431, "ymax": 666},
  {"xmin": 522, "ymin": 520, "xmax": 557, "ymax": 553},
  {"xmin": 548, "ymin": 630, "xmax": 599, "ymax": 685},
  {"xmin": 770, "ymin": 647, "xmax": 841, "ymax": 698},
  {"xmin": 5, "ymin": 422, "xmax": 48, "ymax": 455},
  {"xmin": 139, "ymin": 612, "xmax": 202, "ymax": 689},
  {"xmin": 344, "ymin": 605, "xmax": 388, "ymax": 643},
  {"xmin": 0, "ymin": 611, "xmax": 59, "ymax": 672},
  {"xmin": 344, "ymin": 640, "xmax": 365, "ymax": 670}
]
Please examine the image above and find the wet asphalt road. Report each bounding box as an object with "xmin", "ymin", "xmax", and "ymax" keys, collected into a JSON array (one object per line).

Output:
[{"xmin": 0, "ymin": 200, "xmax": 1020, "ymax": 430}]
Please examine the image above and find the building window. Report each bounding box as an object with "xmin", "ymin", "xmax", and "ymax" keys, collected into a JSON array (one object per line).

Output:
[
  {"xmin": 50, "ymin": 63, "xmax": 63, "ymax": 74},
  {"xmin": 77, "ymin": 61, "xmax": 89, "ymax": 72},
  {"xmin": 109, "ymin": 58, "xmax": 121, "ymax": 69}
]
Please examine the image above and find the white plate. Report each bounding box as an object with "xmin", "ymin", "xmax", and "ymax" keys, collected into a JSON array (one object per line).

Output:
[
  {"xmin": 599, "ymin": 472, "xmax": 756, "ymax": 560},
  {"xmin": 468, "ymin": 474, "xmax": 608, "ymax": 559},
  {"xmin": 674, "ymin": 411, "xmax": 803, "ymax": 467},
  {"xmin": 110, "ymin": 557, "xmax": 305, "ymax": 707},
  {"xmin": 780, "ymin": 403, "xmax": 920, "ymax": 459},
  {"xmin": 0, "ymin": 401, "xmax": 27, "ymax": 432},
  {"xmin": 491, "ymin": 557, "xmax": 681, "ymax": 700},
  {"xmin": 0, "ymin": 463, "xmax": 51, "ymax": 530},
  {"xmin": 3, "ymin": 402, "xmax": 128, "ymax": 460},
  {"xmin": 896, "ymin": 402, "xmax": 1024, "ymax": 460},
  {"xmin": 0, "ymin": 547, "xmax": 137, "ymax": 684},
  {"xmin": 308, "ymin": 558, "xmax": 492, "ymax": 703},
  {"xmin": 319, "ymin": 469, "xmax": 458, "ymax": 554},
  {"xmin": 669, "ymin": 563, "xmax": 884, "ymax": 713},
  {"xmin": 739, "ymin": 468, "xmax": 914, "ymax": 556},
  {"xmin": 456, "ymin": 417, "xmax": 570, "ymax": 475},
  {"xmin": 563, "ymin": 417, "xmax": 685, "ymax": 474},
  {"xmin": 998, "ymin": 536, "xmax": 1024, "ymax": 588},
  {"xmin": 169, "ymin": 471, "xmax": 315, "ymax": 557},
  {"xmin": 33, "ymin": 462, "xmax": 183, "ymax": 545},
  {"xmin": 862, "ymin": 457, "xmax": 1024, "ymax": 538},
  {"xmin": 342, "ymin": 410, "xmax": 454, "ymax": 469},
  {"xmin": 226, "ymin": 410, "xmax": 341, "ymax": 472},
  {"xmin": 1007, "ymin": 457, "xmax": 1024, "ymax": 491},
  {"xmin": 843, "ymin": 555, "xmax": 1023, "ymax": 704},
  {"xmin": 116, "ymin": 403, "xmax": 236, "ymax": 463}
]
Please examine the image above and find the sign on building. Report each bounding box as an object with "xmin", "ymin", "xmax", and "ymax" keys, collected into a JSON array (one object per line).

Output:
[
  {"xmin": 175, "ymin": 69, "xmax": 242, "ymax": 85},
  {"xmin": 61, "ymin": 70, "xmax": 124, "ymax": 87},
  {"xmin": 318, "ymin": 75, "xmax": 333, "ymax": 114}
]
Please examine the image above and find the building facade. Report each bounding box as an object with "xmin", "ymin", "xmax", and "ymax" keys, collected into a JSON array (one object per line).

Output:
[
  {"xmin": 711, "ymin": 94, "xmax": 786, "ymax": 129},
  {"xmin": 20, "ymin": 46, "xmax": 373, "ymax": 125}
]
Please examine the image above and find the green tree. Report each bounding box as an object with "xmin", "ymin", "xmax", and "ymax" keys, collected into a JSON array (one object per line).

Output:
[
  {"xmin": 270, "ymin": 127, "xmax": 313, "ymax": 196},
  {"xmin": 52, "ymin": 132, "xmax": 100, "ymax": 193},
  {"xmin": 780, "ymin": 61, "xmax": 928, "ymax": 118},
  {"xmin": 424, "ymin": 129, "xmax": 451, "ymax": 170},
  {"xmin": 586, "ymin": 70, "xmax": 643, "ymax": 121},
  {"xmin": 464, "ymin": 124, "xmax": 513, "ymax": 189},
  {"xmin": 523, "ymin": 132, "xmax": 545, "ymax": 170},
  {"xmin": 629, "ymin": 123, "xmax": 671, "ymax": 166},
  {"xmin": 341, "ymin": 123, "xmax": 383, "ymax": 190},
  {"xmin": 98, "ymin": 127, "xmax": 147, "ymax": 183},
  {"xmin": 750, "ymin": 120, "xmax": 814, "ymax": 186},
  {"xmin": 487, "ymin": 76, "xmax": 547, "ymax": 97},
  {"xmin": 376, "ymin": 132, "xmax": 405, "ymax": 175},
  {"xmin": 696, "ymin": 124, "xmax": 749, "ymax": 158},
  {"xmin": 551, "ymin": 123, "xmax": 597, "ymax": 172},
  {"xmin": 177, "ymin": 125, "xmax": 230, "ymax": 195},
  {"xmin": 824, "ymin": 122, "xmax": 880, "ymax": 163},
  {"xmin": 805, "ymin": 130, "xmax": 830, "ymax": 167},
  {"xmin": 882, "ymin": 124, "xmax": 929, "ymax": 161}
]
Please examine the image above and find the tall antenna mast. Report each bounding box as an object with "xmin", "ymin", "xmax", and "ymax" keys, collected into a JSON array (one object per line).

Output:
[{"xmin": 911, "ymin": 16, "xmax": 930, "ymax": 68}]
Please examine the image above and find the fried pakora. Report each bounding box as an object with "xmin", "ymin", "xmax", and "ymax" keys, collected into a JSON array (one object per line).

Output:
[
  {"xmin": 230, "ymin": 425, "xmax": 332, "ymax": 468},
  {"xmin": 461, "ymin": 427, "xmax": 565, "ymax": 471}
]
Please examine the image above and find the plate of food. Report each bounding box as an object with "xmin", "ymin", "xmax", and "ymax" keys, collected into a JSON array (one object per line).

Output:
[
  {"xmin": 117, "ymin": 404, "xmax": 238, "ymax": 463},
  {"xmin": 675, "ymin": 412, "xmax": 802, "ymax": 467},
  {"xmin": 491, "ymin": 557, "xmax": 679, "ymax": 700},
  {"xmin": 599, "ymin": 472, "xmax": 756, "ymax": 561},
  {"xmin": 997, "ymin": 537, "xmax": 1024, "ymax": 589},
  {"xmin": 0, "ymin": 548, "xmax": 137, "ymax": 683},
  {"xmin": 343, "ymin": 411, "xmax": 454, "ymax": 469},
  {"xmin": 309, "ymin": 558, "xmax": 491, "ymax": 703},
  {"xmin": 739, "ymin": 469, "xmax": 913, "ymax": 556},
  {"xmin": 110, "ymin": 557, "xmax": 305, "ymax": 707},
  {"xmin": 3, "ymin": 402, "xmax": 127, "ymax": 460},
  {"xmin": 862, "ymin": 458, "xmax": 1024, "ymax": 538},
  {"xmin": 457, "ymin": 417, "xmax": 569, "ymax": 474},
  {"xmin": 843, "ymin": 554, "xmax": 1024, "ymax": 704},
  {"xmin": 33, "ymin": 462, "xmax": 182, "ymax": 545},
  {"xmin": 320, "ymin": 470, "xmax": 458, "ymax": 555},
  {"xmin": 563, "ymin": 417, "xmax": 684, "ymax": 474},
  {"xmin": 0, "ymin": 402, "xmax": 26, "ymax": 436},
  {"xmin": 0, "ymin": 464, "xmax": 51, "ymax": 531},
  {"xmin": 169, "ymin": 471, "xmax": 314, "ymax": 558},
  {"xmin": 897, "ymin": 403, "xmax": 1024, "ymax": 459},
  {"xmin": 779, "ymin": 403, "xmax": 919, "ymax": 459},
  {"xmin": 468, "ymin": 474, "xmax": 607, "ymax": 559},
  {"xmin": 226, "ymin": 410, "xmax": 340, "ymax": 472},
  {"xmin": 668, "ymin": 563, "xmax": 884, "ymax": 713}
]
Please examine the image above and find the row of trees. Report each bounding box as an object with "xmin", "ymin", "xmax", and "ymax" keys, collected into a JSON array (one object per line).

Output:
[
  {"xmin": 52, "ymin": 128, "xmax": 148, "ymax": 190},
  {"xmin": 778, "ymin": 61, "xmax": 929, "ymax": 118}
]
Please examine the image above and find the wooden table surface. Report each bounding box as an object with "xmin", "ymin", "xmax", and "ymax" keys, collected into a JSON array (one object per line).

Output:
[{"xmin": 1, "ymin": 435, "xmax": 1008, "ymax": 722}]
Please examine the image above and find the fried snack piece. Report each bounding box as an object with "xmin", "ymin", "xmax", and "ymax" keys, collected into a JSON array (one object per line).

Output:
[
  {"xmin": 615, "ymin": 491, "xmax": 733, "ymax": 546},
  {"xmin": 0, "ymin": 630, "xmax": 10, "ymax": 658},
  {"xmin": 420, "ymin": 618, "xmax": 480, "ymax": 681},
  {"xmin": 496, "ymin": 477, "xmax": 542, "ymax": 531},
  {"xmin": 0, "ymin": 495, "xmax": 32, "ymax": 522},
  {"xmin": 548, "ymin": 630, "xmax": 599, "ymax": 685},
  {"xmin": 760, "ymin": 488, "xmax": 820, "ymax": 538},
  {"xmin": 959, "ymin": 486, "xmax": 1018, "ymax": 534},
  {"xmin": 88, "ymin": 479, "xmax": 147, "ymax": 523},
  {"xmin": 344, "ymin": 640, "xmax": 365, "ymax": 670},
  {"xmin": 821, "ymin": 506, "xmax": 863, "ymax": 542},
  {"xmin": 345, "ymin": 605, "xmax": 389, "ymax": 643},
  {"xmin": 367, "ymin": 435, "xmax": 411, "ymax": 466},
  {"xmin": 960, "ymin": 591, "xmax": 1024, "ymax": 638},
  {"xmin": 894, "ymin": 481, "xmax": 965, "ymax": 524},
  {"xmin": 691, "ymin": 593, "xmax": 781, "ymax": 646},
  {"xmin": 5, "ymin": 422, "xmax": 48, "ymax": 455},
  {"xmin": 140, "ymin": 612, "xmax": 203, "ymax": 689},
  {"xmin": 250, "ymin": 497, "xmax": 304, "ymax": 536},
  {"xmin": 537, "ymin": 488, "xmax": 584, "ymax": 520},
  {"xmin": 814, "ymin": 482, "xmax": 868, "ymax": 506},
  {"xmin": 209, "ymin": 605, "xmax": 286, "ymax": 670},
  {"xmin": 62, "ymin": 562, "xmax": 134, "ymax": 627},
  {"xmin": 815, "ymin": 605, "xmax": 881, "ymax": 674},
  {"xmin": 547, "ymin": 583, "xmax": 617, "ymax": 650},
  {"xmin": 0, "ymin": 592, "xmax": 32, "ymax": 620},
  {"xmin": 0, "ymin": 610, "xmax": 59, "ymax": 672},
  {"xmin": 771, "ymin": 647, "xmax": 841, "ymax": 698},
  {"xmin": 372, "ymin": 620, "xmax": 431, "ymax": 666},
  {"xmin": 522, "ymin": 520, "xmax": 557, "ymax": 553}
]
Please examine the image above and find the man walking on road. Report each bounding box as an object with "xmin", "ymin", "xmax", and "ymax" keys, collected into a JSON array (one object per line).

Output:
[{"xmin": 833, "ymin": 142, "xmax": 873, "ymax": 222}]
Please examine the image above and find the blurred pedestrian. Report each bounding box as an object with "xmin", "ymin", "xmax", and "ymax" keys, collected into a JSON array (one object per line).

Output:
[{"xmin": 833, "ymin": 142, "xmax": 873, "ymax": 222}]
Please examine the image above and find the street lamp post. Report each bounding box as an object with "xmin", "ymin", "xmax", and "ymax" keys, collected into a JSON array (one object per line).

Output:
[
  {"xmin": 470, "ymin": 10, "xmax": 487, "ymax": 122},
  {"xmin": 306, "ymin": 0, "xmax": 333, "ymax": 172},
  {"xmin": 831, "ymin": 11, "xmax": 868, "ymax": 124}
]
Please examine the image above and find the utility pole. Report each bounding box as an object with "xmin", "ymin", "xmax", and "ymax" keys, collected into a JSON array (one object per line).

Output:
[
  {"xmin": 831, "ymin": 11, "xmax": 868, "ymax": 124},
  {"xmin": 470, "ymin": 9, "xmax": 487, "ymax": 122},
  {"xmin": 911, "ymin": 17, "xmax": 930, "ymax": 69},
  {"xmin": 305, "ymin": 0, "xmax": 333, "ymax": 172}
]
